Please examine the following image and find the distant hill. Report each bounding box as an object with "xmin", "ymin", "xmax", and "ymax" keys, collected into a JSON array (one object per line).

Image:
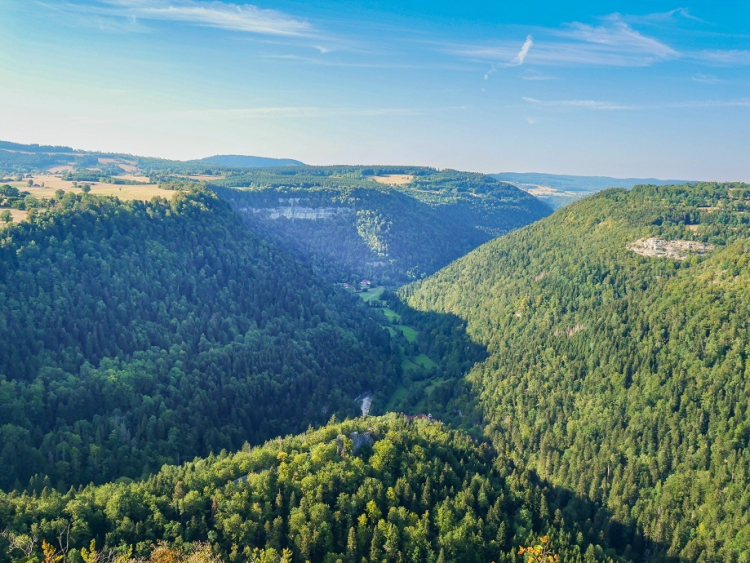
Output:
[
  {"xmin": 0, "ymin": 140, "xmax": 74, "ymax": 153},
  {"xmin": 493, "ymin": 172, "xmax": 694, "ymax": 192},
  {"xmin": 494, "ymin": 172, "xmax": 696, "ymax": 208},
  {"xmin": 0, "ymin": 140, "xmax": 304, "ymax": 176},
  {"xmin": 405, "ymin": 182, "xmax": 750, "ymax": 560},
  {"xmin": 212, "ymin": 166, "xmax": 552, "ymax": 284},
  {"xmin": 193, "ymin": 154, "xmax": 305, "ymax": 168}
]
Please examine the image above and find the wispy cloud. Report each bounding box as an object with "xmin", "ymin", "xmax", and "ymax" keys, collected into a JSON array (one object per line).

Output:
[
  {"xmin": 559, "ymin": 18, "xmax": 678, "ymax": 60},
  {"xmin": 519, "ymin": 69, "xmax": 556, "ymax": 81},
  {"xmin": 692, "ymin": 72, "xmax": 726, "ymax": 84},
  {"xmin": 82, "ymin": 105, "xmax": 443, "ymax": 125},
  {"xmin": 446, "ymin": 18, "xmax": 678, "ymax": 67},
  {"xmin": 692, "ymin": 49, "xmax": 750, "ymax": 66},
  {"xmin": 478, "ymin": 34, "xmax": 531, "ymax": 78},
  {"xmin": 522, "ymin": 97, "xmax": 636, "ymax": 110},
  {"xmin": 58, "ymin": 0, "xmax": 314, "ymax": 37},
  {"xmin": 671, "ymin": 99, "xmax": 750, "ymax": 108},
  {"xmin": 522, "ymin": 96, "xmax": 750, "ymax": 111},
  {"xmin": 613, "ymin": 7, "xmax": 706, "ymax": 25},
  {"xmin": 260, "ymin": 53, "xmax": 473, "ymax": 71},
  {"xmin": 162, "ymin": 105, "xmax": 469, "ymax": 120},
  {"xmin": 514, "ymin": 35, "xmax": 533, "ymax": 65},
  {"xmin": 445, "ymin": 11, "xmax": 750, "ymax": 70}
]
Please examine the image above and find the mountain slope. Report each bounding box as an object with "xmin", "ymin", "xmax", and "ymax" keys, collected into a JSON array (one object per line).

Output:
[
  {"xmin": 404, "ymin": 183, "xmax": 750, "ymax": 560},
  {"xmin": 0, "ymin": 414, "xmax": 626, "ymax": 563},
  {"xmin": 0, "ymin": 189, "xmax": 399, "ymax": 489},
  {"xmin": 213, "ymin": 166, "xmax": 551, "ymax": 283}
]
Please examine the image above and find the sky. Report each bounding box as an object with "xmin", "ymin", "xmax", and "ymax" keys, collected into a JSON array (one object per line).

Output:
[{"xmin": 1, "ymin": 0, "xmax": 749, "ymax": 179}]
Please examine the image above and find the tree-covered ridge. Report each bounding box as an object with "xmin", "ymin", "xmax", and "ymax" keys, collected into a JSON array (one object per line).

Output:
[
  {"xmin": 0, "ymin": 140, "xmax": 301, "ymax": 177},
  {"xmin": 212, "ymin": 167, "xmax": 550, "ymax": 283},
  {"xmin": 211, "ymin": 166, "xmax": 542, "ymax": 216},
  {"xmin": 194, "ymin": 155, "xmax": 304, "ymax": 168},
  {"xmin": 0, "ymin": 414, "xmax": 627, "ymax": 563},
  {"xmin": 403, "ymin": 183, "xmax": 750, "ymax": 561},
  {"xmin": 0, "ymin": 189, "xmax": 399, "ymax": 490}
]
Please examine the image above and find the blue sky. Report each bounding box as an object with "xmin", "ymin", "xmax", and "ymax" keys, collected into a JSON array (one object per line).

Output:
[{"xmin": 1, "ymin": 1, "xmax": 749, "ymax": 179}]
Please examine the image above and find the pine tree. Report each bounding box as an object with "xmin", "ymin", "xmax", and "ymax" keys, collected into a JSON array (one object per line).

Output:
[{"xmin": 347, "ymin": 527, "xmax": 358, "ymax": 563}]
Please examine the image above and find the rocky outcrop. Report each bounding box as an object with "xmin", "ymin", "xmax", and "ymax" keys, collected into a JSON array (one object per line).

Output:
[{"xmin": 629, "ymin": 237, "xmax": 714, "ymax": 260}]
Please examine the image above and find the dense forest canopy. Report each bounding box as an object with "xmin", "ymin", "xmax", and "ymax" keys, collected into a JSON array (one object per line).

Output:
[
  {"xmin": 404, "ymin": 183, "xmax": 750, "ymax": 561},
  {"xmin": 212, "ymin": 167, "xmax": 550, "ymax": 283},
  {"xmin": 8, "ymin": 137, "xmax": 750, "ymax": 563},
  {"xmin": 0, "ymin": 415, "xmax": 627, "ymax": 563},
  {"xmin": 0, "ymin": 188, "xmax": 401, "ymax": 490}
]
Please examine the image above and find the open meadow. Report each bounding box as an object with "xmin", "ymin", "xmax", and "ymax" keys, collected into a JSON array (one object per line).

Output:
[
  {"xmin": 367, "ymin": 174, "xmax": 414, "ymax": 185},
  {"xmin": 0, "ymin": 208, "xmax": 28, "ymax": 226},
  {"xmin": 10, "ymin": 174, "xmax": 176, "ymax": 202}
]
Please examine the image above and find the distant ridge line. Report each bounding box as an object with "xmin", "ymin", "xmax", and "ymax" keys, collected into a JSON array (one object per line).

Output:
[
  {"xmin": 493, "ymin": 171, "xmax": 698, "ymax": 192},
  {"xmin": 193, "ymin": 154, "xmax": 305, "ymax": 168}
]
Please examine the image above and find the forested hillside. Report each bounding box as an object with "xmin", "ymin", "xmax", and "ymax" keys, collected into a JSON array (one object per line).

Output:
[
  {"xmin": 213, "ymin": 167, "xmax": 550, "ymax": 283},
  {"xmin": 0, "ymin": 414, "xmax": 628, "ymax": 563},
  {"xmin": 404, "ymin": 183, "xmax": 750, "ymax": 560},
  {"xmin": 6, "ymin": 137, "xmax": 745, "ymax": 563},
  {"xmin": 0, "ymin": 189, "xmax": 400, "ymax": 490}
]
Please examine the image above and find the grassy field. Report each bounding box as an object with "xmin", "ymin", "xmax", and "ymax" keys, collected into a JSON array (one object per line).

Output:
[
  {"xmin": 188, "ymin": 174, "xmax": 226, "ymax": 182},
  {"xmin": 379, "ymin": 307, "xmax": 401, "ymax": 322},
  {"xmin": 98, "ymin": 157, "xmax": 137, "ymax": 172},
  {"xmin": 367, "ymin": 174, "xmax": 414, "ymax": 185},
  {"xmin": 399, "ymin": 354, "xmax": 437, "ymax": 374},
  {"xmin": 9, "ymin": 175, "xmax": 176, "ymax": 202},
  {"xmin": 359, "ymin": 286, "xmax": 385, "ymax": 302},
  {"xmin": 359, "ymin": 290, "xmax": 441, "ymax": 414},
  {"xmin": 119, "ymin": 174, "xmax": 152, "ymax": 183},
  {"xmin": 0, "ymin": 208, "xmax": 28, "ymax": 226},
  {"xmin": 395, "ymin": 325, "xmax": 418, "ymax": 342},
  {"xmin": 401, "ymin": 358, "xmax": 421, "ymax": 373},
  {"xmin": 413, "ymin": 353, "xmax": 438, "ymax": 370}
]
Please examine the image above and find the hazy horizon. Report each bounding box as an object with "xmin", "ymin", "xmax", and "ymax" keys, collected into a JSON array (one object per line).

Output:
[
  {"xmin": 2, "ymin": 0, "xmax": 749, "ymax": 180},
  {"xmin": 0, "ymin": 138, "xmax": 708, "ymax": 182}
]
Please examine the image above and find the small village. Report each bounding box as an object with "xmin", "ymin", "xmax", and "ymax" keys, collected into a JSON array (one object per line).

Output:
[{"xmin": 341, "ymin": 278, "xmax": 372, "ymax": 292}]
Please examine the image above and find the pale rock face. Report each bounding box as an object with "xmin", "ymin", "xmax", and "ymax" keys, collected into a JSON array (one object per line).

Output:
[
  {"xmin": 238, "ymin": 197, "xmax": 353, "ymax": 221},
  {"xmin": 628, "ymin": 237, "xmax": 714, "ymax": 260},
  {"xmin": 241, "ymin": 206, "xmax": 352, "ymax": 220}
]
